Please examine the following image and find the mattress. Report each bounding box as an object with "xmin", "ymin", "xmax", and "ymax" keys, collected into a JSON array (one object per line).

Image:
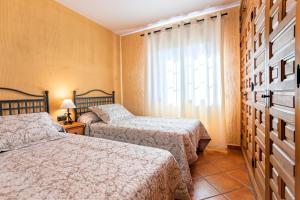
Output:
[
  {"xmin": 89, "ymin": 116, "xmax": 211, "ymax": 188},
  {"xmin": 0, "ymin": 134, "xmax": 190, "ymax": 200}
]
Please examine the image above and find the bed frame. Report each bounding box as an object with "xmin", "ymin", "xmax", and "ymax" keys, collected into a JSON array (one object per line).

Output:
[
  {"xmin": 0, "ymin": 87, "xmax": 49, "ymax": 116},
  {"xmin": 73, "ymin": 89, "xmax": 115, "ymax": 121}
]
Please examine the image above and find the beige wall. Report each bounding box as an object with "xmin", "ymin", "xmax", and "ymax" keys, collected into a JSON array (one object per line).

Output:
[
  {"xmin": 222, "ymin": 7, "xmax": 241, "ymax": 146},
  {"xmin": 121, "ymin": 7, "xmax": 241, "ymax": 146},
  {"xmin": 121, "ymin": 33, "xmax": 146, "ymax": 115},
  {"xmin": 0, "ymin": 0, "xmax": 121, "ymax": 118},
  {"xmin": 0, "ymin": 0, "xmax": 241, "ymax": 145}
]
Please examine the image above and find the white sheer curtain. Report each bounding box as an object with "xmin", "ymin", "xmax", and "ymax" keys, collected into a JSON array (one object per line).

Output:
[{"xmin": 145, "ymin": 13, "xmax": 227, "ymax": 148}]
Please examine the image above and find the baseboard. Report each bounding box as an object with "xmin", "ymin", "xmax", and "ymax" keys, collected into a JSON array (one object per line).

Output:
[
  {"xmin": 227, "ymin": 144, "xmax": 241, "ymax": 150},
  {"xmin": 241, "ymin": 149, "xmax": 263, "ymax": 200}
]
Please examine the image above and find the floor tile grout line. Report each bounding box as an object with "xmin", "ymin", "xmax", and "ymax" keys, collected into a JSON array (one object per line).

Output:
[
  {"xmin": 192, "ymin": 164, "xmax": 248, "ymax": 179},
  {"xmin": 226, "ymin": 171, "xmax": 254, "ymax": 190},
  {"xmin": 223, "ymin": 194, "xmax": 231, "ymax": 200},
  {"xmin": 192, "ymin": 160, "xmax": 247, "ymax": 171},
  {"xmin": 200, "ymin": 194, "xmax": 225, "ymax": 200},
  {"xmin": 197, "ymin": 166, "xmax": 248, "ymax": 179},
  {"xmin": 192, "ymin": 150, "xmax": 255, "ymax": 200},
  {"xmin": 199, "ymin": 186, "xmax": 251, "ymax": 200},
  {"xmin": 192, "ymin": 158, "xmax": 246, "ymax": 177},
  {"xmin": 202, "ymin": 175, "xmax": 244, "ymax": 197},
  {"xmin": 222, "ymin": 186, "xmax": 256, "ymax": 200},
  {"xmin": 201, "ymin": 186, "xmax": 252, "ymax": 200}
]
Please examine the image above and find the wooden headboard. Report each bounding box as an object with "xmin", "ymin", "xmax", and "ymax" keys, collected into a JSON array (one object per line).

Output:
[
  {"xmin": 0, "ymin": 87, "xmax": 49, "ymax": 116},
  {"xmin": 73, "ymin": 89, "xmax": 115, "ymax": 121}
]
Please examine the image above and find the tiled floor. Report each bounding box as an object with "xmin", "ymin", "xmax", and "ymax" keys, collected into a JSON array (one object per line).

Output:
[{"xmin": 189, "ymin": 148, "xmax": 255, "ymax": 200}]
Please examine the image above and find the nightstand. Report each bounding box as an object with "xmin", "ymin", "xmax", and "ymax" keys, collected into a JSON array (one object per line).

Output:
[{"xmin": 63, "ymin": 122, "xmax": 85, "ymax": 135}]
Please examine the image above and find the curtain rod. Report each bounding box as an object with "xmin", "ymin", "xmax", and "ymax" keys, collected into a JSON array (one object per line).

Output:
[{"xmin": 140, "ymin": 12, "xmax": 228, "ymax": 37}]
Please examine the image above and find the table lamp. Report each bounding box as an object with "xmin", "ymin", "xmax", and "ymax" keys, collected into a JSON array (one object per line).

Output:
[{"xmin": 60, "ymin": 99, "xmax": 76, "ymax": 124}]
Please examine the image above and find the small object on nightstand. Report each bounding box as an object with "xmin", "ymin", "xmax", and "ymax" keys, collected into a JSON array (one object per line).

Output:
[
  {"xmin": 63, "ymin": 122, "xmax": 85, "ymax": 135},
  {"xmin": 60, "ymin": 99, "xmax": 76, "ymax": 125},
  {"xmin": 57, "ymin": 115, "xmax": 67, "ymax": 122}
]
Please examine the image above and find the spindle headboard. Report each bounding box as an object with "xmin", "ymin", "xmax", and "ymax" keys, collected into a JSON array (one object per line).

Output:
[
  {"xmin": 73, "ymin": 89, "xmax": 115, "ymax": 121},
  {"xmin": 0, "ymin": 87, "xmax": 49, "ymax": 116}
]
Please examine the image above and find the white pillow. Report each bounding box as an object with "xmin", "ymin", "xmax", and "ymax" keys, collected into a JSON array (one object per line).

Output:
[
  {"xmin": 78, "ymin": 112, "xmax": 101, "ymax": 124},
  {"xmin": 89, "ymin": 104, "xmax": 133, "ymax": 124},
  {"xmin": 0, "ymin": 112, "xmax": 65, "ymax": 152}
]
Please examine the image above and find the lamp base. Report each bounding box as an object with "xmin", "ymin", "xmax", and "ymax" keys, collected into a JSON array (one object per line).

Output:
[
  {"xmin": 64, "ymin": 120, "xmax": 73, "ymax": 125},
  {"xmin": 64, "ymin": 109, "xmax": 73, "ymax": 125}
]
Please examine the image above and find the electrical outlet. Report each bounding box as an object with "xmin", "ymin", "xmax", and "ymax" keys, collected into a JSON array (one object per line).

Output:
[{"xmin": 57, "ymin": 115, "xmax": 66, "ymax": 122}]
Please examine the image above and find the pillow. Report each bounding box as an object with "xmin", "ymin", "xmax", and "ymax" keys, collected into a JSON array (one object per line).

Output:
[
  {"xmin": 78, "ymin": 112, "xmax": 101, "ymax": 136},
  {"xmin": 89, "ymin": 104, "xmax": 133, "ymax": 124},
  {"xmin": 78, "ymin": 112, "xmax": 101, "ymax": 124},
  {"xmin": 0, "ymin": 112, "xmax": 65, "ymax": 152}
]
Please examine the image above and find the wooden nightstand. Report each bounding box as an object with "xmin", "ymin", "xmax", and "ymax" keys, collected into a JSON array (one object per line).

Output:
[{"xmin": 63, "ymin": 122, "xmax": 85, "ymax": 135}]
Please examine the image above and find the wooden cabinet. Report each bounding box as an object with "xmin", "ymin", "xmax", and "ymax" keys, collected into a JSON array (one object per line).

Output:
[
  {"xmin": 253, "ymin": 1, "xmax": 267, "ymax": 197},
  {"xmin": 240, "ymin": 0, "xmax": 299, "ymax": 199},
  {"xmin": 241, "ymin": 0, "xmax": 255, "ymax": 169},
  {"xmin": 63, "ymin": 122, "xmax": 85, "ymax": 135}
]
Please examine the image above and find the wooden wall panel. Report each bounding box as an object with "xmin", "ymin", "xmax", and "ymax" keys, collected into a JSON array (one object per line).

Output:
[{"xmin": 0, "ymin": 0, "xmax": 121, "ymax": 119}]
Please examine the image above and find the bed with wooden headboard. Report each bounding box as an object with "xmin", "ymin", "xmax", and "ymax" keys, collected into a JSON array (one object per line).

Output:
[{"xmin": 0, "ymin": 87, "xmax": 49, "ymax": 116}]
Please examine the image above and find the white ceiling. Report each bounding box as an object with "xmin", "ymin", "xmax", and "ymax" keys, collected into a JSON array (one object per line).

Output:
[{"xmin": 56, "ymin": 0, "xmax": 239, "ymax": 35}]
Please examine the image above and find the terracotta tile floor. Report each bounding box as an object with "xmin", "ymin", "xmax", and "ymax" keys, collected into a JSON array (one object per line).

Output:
[{"xmin": 189, "ymin": 148, "xmax": 255, "ymax": 200}]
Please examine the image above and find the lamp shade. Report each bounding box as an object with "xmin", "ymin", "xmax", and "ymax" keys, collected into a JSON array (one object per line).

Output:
[{"xmin": 60, "ymin": 99, "xmax": 76, "ymax": 109}]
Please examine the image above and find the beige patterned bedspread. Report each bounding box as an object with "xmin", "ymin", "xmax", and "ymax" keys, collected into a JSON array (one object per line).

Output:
[
  {"xmin": 90, "ymin": 116, "xmax": 211, "ymax": 188},
  {"xmin": 0, "ymin": 134, "xmax": 190, "ymax": 200}
]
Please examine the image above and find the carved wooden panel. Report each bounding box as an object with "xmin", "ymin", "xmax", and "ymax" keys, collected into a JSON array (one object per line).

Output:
[
  {"xmin": 241, "ymin": 0, "xmax": 298, "ymax": 199},
  {"xmin": 241, "ymin": 0, "xmax": 254, "ymax": 155},
  {"xmin": 253, "ymin": 0, "xmax": 267, "ymax": 196},
  {"xmin": 268, "ymin": 0, "xmax": 297, "ymax": 199},
  {"xmin": 241, "ymin": 0, "xmax": 255, "ymax": 163}
]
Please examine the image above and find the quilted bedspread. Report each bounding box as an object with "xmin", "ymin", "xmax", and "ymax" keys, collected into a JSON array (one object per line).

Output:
[
  {"xmin": 90, "ymin": 116, "xmax": 211, "ymax": 188},
  {"xmin": 0, "ymin": 134, "xmax": 190, "ymax": 200}
]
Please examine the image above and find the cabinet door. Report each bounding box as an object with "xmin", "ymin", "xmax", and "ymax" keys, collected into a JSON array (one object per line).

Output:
[
  {"xmin": 247, "ymin": 8, "xmax": 254, "ymax": 165},
  {"xmin": 241, "ymin": 1, "xmax": 255, "ymax": 165},
  {"xmin": 295, "ymin": 1, "xmax": 300, "ymax": 199},
  {"xmin": 253, "ymin": 0, "xmax": 267, "ymax": 196},
  {"xmin": 241, "ymin": 44, "xmax": 248, "ymax": 149},
  {"xmin": 266, "ymin": 0, "xmax": 297, "ymax": 199}
]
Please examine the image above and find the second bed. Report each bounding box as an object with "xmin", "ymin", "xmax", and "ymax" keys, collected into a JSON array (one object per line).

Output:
[{"xmin": 74, "ymin": 89, "xmax": 211, "ymax": 188}]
